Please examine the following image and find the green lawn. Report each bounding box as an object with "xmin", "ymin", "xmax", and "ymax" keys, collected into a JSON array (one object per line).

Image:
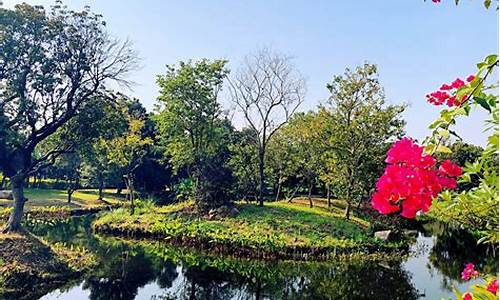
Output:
[
  {"xmin": 0, "ymin": 188, "xmax": 125, "ymax": 210},
  {"xmin": 93, "ymin": 200, "xmax": 405, "ymax": 260}
]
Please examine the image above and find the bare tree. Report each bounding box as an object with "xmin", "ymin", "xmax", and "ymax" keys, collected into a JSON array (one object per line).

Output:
[
  {"xmin": 229, "ymin": 48, "xmax": 306, "ymax": 206},
  {"xmin": 0, "ymin": 3, "xmax": 138, "ymax": 232}
]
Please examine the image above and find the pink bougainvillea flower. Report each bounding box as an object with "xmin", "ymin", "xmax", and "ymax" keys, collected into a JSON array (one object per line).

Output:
[
  {"xmin": 466, "ymin": 75, "xmax": 476, "ymax": 82},
  {"xmin": 451, "ymin": 78, "xmax": 465, "ymax": 89},
  {"xmin": 371, "ymin": 138, "xmax": 461, "ymax": 218},
  {"xmin": 440, "ymin": 83, "xmax": 453, "ymax": 91},
  {"xmin": 461, "ymin": 263, "xmax": 479, "ymax": 281},
  {"xmin": 487, "ymin": 279, "xmax": 499, "ymax": 295},
  {"xmin": 439, "ymin": 160, "xmax": 463, "ymax": 177},
  {"xmin": 446, "ymin": 95, "xmax": 458, "ymax": 107},
  {"xmin": 432, "ymin": 0, "xmax": 441, "ymax": 3},
  {"xmin": 462, "ymin": 293, "xmax": 472, "ymax": 300}
]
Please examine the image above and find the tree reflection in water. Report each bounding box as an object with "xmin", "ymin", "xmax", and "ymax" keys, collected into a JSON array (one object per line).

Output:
[{"xmin": 27, "ymin": 216, "xmax": 498, "ymax": 300}]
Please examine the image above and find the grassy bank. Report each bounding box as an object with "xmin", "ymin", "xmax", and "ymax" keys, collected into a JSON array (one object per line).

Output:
[
  {"xmin": 0, "ymin": 188, "xmax": 124, "ymax": 208},
  {"xmin": 93, "ymin": 200, "xmax": 408, "ymax": 260},
  {"xmin": 0, "ymin": 232, "xmax": 96, "ymax": 299},
  {"xmin": 0, "ymin": 188, "xmax": 125, "ymax": 222}
]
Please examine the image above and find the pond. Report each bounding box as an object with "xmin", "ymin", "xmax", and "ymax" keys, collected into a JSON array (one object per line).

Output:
[{"xmin": 22, "ymin": 215, "xmax": 498, "ymax": 300}]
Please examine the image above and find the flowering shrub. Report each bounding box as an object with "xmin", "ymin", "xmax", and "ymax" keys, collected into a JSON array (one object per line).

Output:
[
  {"xmin": 371, "ymin": 138, "xmax": 462, "ymax": 218},
  {"xmin": 455, "ymin": 263, "xmax": 498, "ymax": 300},
  {"xmin": 426, "ymin": 76, "xmax": 474, "ymax": 107},
  {"xmin": 370, "ymin": 54, "xmax": 499, "ymax": 299}
]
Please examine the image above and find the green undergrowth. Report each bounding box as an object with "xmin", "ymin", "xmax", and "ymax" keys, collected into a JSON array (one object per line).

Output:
[{"xmin": 93, "ymin": 201, "xmax": 408, "ymax": 260}]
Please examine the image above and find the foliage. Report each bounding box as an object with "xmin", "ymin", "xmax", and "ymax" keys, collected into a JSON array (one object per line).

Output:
[
  {"xmin": 227, "ymin": 128, "xmax": 260, "ymax": 200},
  {"xmin": 323, "ymin": 63, "xmax": 406, "ymax": 218},
  {"xmin": 93, "ymin": 200, "xmax": 407, "ymax": 260},
  {"xmin": 155, "ymin": 59, "xmax": 234, "ymax": 209},
  {"xmin": 0, "ymin": 1, "xmax": 137, "ymax": 231},
  {"xmin": 426, "ymin": 55, "xmax": 499, "ymax": 245},
  {"xmin": 270, "ymin": 112, "xmax": 324, "ymax": 206}
]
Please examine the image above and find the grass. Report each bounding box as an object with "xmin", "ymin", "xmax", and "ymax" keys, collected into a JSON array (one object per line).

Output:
[
  {"xmin": 0, "ymin": 188, "xmax": 125, "ymax": 223},
  {"xmin": 0, "ymin": 232, "xmax": 96, "ymax": 298},
  {"xmin": 93, "ymin": 200, "xmax": 407, "ymax": 260},
  {"xmin": 0, "ymin": 188, "xmax": 125, "ymax": 209}
]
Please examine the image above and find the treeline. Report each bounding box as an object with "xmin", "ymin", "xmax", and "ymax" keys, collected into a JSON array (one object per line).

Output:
[
  {"xmin": 0, "ymin": 3, "xmax": 486, "ymax": 231},
  {"xmin": 6, "ymin": 56, "xmax": 409, "ymax": 218}
]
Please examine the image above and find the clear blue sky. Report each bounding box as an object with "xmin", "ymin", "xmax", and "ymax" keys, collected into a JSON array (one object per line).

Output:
[{"xmin": 3, "ymin": 0, "xmax": 499, "ymax": 145}]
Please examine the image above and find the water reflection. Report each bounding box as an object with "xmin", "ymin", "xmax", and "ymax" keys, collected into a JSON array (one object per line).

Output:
[{"xmin": 22, "ymin": 215, "xmax": 497, "ymax": 300}]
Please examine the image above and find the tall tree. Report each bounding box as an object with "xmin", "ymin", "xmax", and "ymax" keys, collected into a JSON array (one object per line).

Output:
[
  {"xmin": 0, "ymin": 3, "xmax": 137, "ymax": 231},
  {"xmin": 155, "ymin": 59, "xmax": 233, "ymax": 209},
  {"xmin": 229, "ymin": 48, "xmax": 306, "ymax": 206},
  {"xmin": 324, "ymin": 64, "xmax": 405, "ymax": 219},
  {"xmin": 274, "ymin": 112, "xmax": 323, "ymax": 207},
  {"xmin": 107, "ymin": 117, "xmax": 152, "ymax": 214}
]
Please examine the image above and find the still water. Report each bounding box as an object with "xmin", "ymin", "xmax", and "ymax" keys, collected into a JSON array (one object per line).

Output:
[{"xmin": 22, "ymin": 215, "xmax": 498, "ymax": 300}]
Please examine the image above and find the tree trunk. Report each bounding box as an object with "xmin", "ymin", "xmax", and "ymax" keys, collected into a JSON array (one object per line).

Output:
[
  {"xmin": 308, "ymin": 182, "xmax": 313, "ymax": 208},
  {"xmin": 327, "ymin": 185, "xmax": 331, "ymax": 208},
  {"xmin": 344, "ymin": 185, "xmax": 352, "ymax": 220},
  {"xmin": 127, "ymin": 175, "xmax": 135, "ymax": 215},
  {"xmin": 258, "ymin": 150, "xmax": 265, "ymax": 207},
  {"xmin": 98, "ymin": 181, "xmax": 104, "ymax": 201},
  {"xmin": 117, "ymin": 187, "xmax": 122, "ymax": 195},
  {"xmin": 344, "ymin": 169, "xmax": 354, "ymax": 220},
  {"xmin": 0, "ymin": 176, "xmax": 6, "ymax": 189},
  {"xmin": 3, "ymin": 174, "xmax": 26, "ymax": 232},
  {"xmin": 275, "ymin": 181, "xmax": 281, "ymax": 202},
  {"xmin": 67, "ymin": 189, "xmax": 73, "ymax": 203}
]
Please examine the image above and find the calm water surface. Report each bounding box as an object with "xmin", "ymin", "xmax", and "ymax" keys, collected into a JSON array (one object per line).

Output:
[{"xmin": 22, "ymin": 215, "xmax": 497, "ymax": 300}]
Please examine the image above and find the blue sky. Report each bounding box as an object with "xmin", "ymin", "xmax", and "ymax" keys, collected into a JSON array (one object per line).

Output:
[{"xmin": 3, "ymin": 0, "xmax": 498, "ymax": 145}]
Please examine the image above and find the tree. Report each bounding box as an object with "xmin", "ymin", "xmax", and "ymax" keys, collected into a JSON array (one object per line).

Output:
[
  {"xmin": 55, "ymin": 152, "xmax": 82, "ymax": 203},
  {"xmin": 270, "ymin": 112, "xmax": 323, "ymax": 207},
  {"xmin": 0, "ymin": 3, "xmax": 137, "ymax": 231},
  {"xmin": 227, "ymin": 128, "xmax": 260, "ymax": 201},
  {"xmin": 324, "ymin": 63, "xmax": 405, "ymax": 219},
  {"xmin": 155, "ymin": 59, "xmax": 234, "ymax": 210},
  {"xmin": 107, "ymin": 117, "xmax": 152, "ymax": 214},
  {"xmin": 229, "ymin": 48, "xmax": 306, "ymax": 206}
]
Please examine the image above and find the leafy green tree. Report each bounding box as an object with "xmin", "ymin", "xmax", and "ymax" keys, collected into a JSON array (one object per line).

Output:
[
  {"xmin": 324, "ymin": 63, "xmax": 405, "ymax": 219},
  {"xmin": 227, "ymin": 128, "xmax": 260, "ymax": 201},
  {"xmin": 273, "ymin": 112, "xmax": 323, "ymax": 207},
  {"xmin": 107, "ymin": 117, "xmax": 152, "ymax": 214},
  {"xmin": 155, "ymin": 59, "xmax": 234, "ymax": 209},
  {"xmin": 0, "ymin": 3, "xmax": 137, "ymax": 231}
]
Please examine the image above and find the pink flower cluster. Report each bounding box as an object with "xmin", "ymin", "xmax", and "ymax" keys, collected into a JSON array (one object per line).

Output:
[
  {"xmin": 426, "ymin": 75, "xmax": 475, "ymax": 107},
  {"xmin": 461, "ymin": 263, "xmax": 479, "ymax": 281},
  {"xmin": 487, "ymin": 279, "xmax": 499, "ymax": 295},
  {"xmin": 460, "ymin": 264, "xmax": 498, "ymax": 299},
  {"xmin": 371, "ymin": 137, "xmax": 462, "ymax": 218}
]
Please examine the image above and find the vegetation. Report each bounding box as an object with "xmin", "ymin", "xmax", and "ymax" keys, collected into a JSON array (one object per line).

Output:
[
  {"xmin": 93, "ymin": 200, "xmax": 407, "ymax": 260},
  {"xmin": 0, "ymin": 2, "xmax": 138, "ymax": 232},
  {"xmin": 0, "ymin": 1, "xmax": 497, "ymax": 299},
  {"xmin": 0, "ymin": 232, "xmax": 96, "ymax": 298}
]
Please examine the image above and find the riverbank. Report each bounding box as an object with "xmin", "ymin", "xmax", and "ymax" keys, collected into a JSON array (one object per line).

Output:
[
  {"xmin": 93, "ymin": 200, "xmax": 409, "ymax": 260},
  {"xmin": 0, "ymin": 188, "xmax": 125, "ymax": 222},
  {"xmin": 0, "ymin": 232, "xmax": 96, "ymax": 299}
]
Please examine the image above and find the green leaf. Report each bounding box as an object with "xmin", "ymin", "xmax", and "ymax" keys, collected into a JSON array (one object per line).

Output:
[
  {"xmin": 484, "ymin": 0, "xmax": 492, "ymax": 9},
  {"xmin": 436, "ymin": 145, "xmax": 452, "ymax": 154},
  {"xmin": 437, "ymin": 128, "xmax": 450, "ymax": 139},
  {"xmin": 474, "ymin": 97, "xmax": 492, "ymax": 112},
  {"xmin": 485, "ymin": 54, "xmax": 498, "ymax": 65}
]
